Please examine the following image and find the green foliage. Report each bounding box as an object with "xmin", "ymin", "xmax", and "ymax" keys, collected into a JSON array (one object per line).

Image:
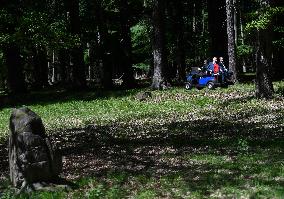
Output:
[
  {"xmin": 245, "ymin": 6, "xmax": 284, "ymax": 32},
  {"xmin": 236, "ymin": 138, "xmax": 249, "ymax": 154},
  {"xmin": 0, "ymin": 9, "xmax": 15, "ymax": 45},
  {"xmin": 237, "ymin": 44, "xmax": 253, "ymax": 57},
  {"xmin": 131, "ymin": 20, "xmax": 152, "ymax": 66},
  {"xmin": 20, "ymin": 11, "xmax": 79, "ymax": 49},
  {"xmin": 18, "ymin": 11, "xmax": 50, "ymax": 46},
  {"xmin": 0, "ymin": 189, "xmax": 67, "ymax": 199},
  {"xmin": 86, "ymin": 184, "xmax": 105, "ymax": 199},
  {"xmin": 102, "ymin": 0, "xmax": 118, "ymax": 12},
  {"xmin": 135, "ymin": 190, "xmax": 157, "ymax": 199},
  {"xmin": 131, "ymin": 21, "xmax": 151, "ymax": 51},
  {"xmin": 274, "ymin": 26, "xmax": 284, "ymax": 33},
  {"xmin": 84, "ymin": 49, "xmax": 90, "ymax": 65},
  {"xmin": 0, "ymin": 6, "xmax": 78, "ymax": 50},
  {"xmin": 133, "ymin": 63, "xmax": 150, "ymax": 73},
  {"xmin": 0, "ymin": 50, "xmax": 6, "ymax": 87},
  {"xmin": 273, "ymin": 26, "xmax": 284, "ymax": 48}
]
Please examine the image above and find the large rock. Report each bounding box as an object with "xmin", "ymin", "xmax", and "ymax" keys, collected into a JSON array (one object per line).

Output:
[{"xmin": 8, "ymin": 107, "xmax": 62, "ymax": 192}]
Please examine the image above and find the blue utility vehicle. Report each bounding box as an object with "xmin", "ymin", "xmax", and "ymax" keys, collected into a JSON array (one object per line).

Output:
[{"xmin": 185, "ymin": 67, "xmax": 233, "ymax": 90}]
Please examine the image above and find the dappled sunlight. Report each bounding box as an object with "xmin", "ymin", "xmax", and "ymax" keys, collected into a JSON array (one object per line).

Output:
[
  {"xmin": 1, "ymin": 85, "xmax": 284, "ymax": 197},
  {"xmin": 39, "ymin": 117, "xmax": 283, "ymax": 196}
]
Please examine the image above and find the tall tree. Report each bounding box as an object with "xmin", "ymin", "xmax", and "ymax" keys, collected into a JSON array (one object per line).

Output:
[
  {"xmin": 1, "ymin": 1, "xmax": 27, "ymax": 94},
  {"xmin": 32, "ymin": 47, "xmax": 49, "ymax": 90},
  {"xmin": 226, "ymin": 0, "xmax": 237, "ymax": 82},
  {"xmin": 58, "ymin": 49, "xmax": 70, "ymax": 85},
  {"xmin": 272, "ymin": 1, "xmax": 284, "ymax": 80},
  {"xmin": 151, "ymin": 0, "xmax": 168, "ymax": 89},
  {"xmin": 64, "ymin": 0, "xmax": 87, "ymax": 90},
  {"xmin": 118, "ymin": 0, "xmax": 136, "ymax": 88},
  {"xmin": 171, "ymin": 0, "xmax": 186, "ymax": 82},
  {"xmin": 94, "ymin": 0, "xmax": 113, "ymax": 89},
  {"xmin": 254, "ymin": 0, "xmax": 274, "ymax": 98},
  {"xmin": 207, "ymin": 0, "xmax": 227, "ymax": 57},
  {"xmin": 48, "ymin": 0, "xmax": 70, "ymax": 86},
  {"xmin": 4, "ymin": 45, "xmax": 27, "ymax": 94}
]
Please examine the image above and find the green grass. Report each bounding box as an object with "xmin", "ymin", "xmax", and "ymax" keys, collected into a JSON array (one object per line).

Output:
[
  {"xmin": 1, "ymin": 82, "xmax": 284, "ymax": 198},
  {"xmin": 0, "ymin": 86, "xmax": 217, "ymax": 138},
  {"xmin": 0, "ymin": 83, "xmax": 256, "ymax": 138}
]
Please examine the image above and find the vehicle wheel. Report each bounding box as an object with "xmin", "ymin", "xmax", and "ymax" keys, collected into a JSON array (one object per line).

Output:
[
  {"xmin": 207, "ymin": 81, "xmax": 215, "ymax": 90},
  {"xmin": 185, "ymin": 82, "xmax": 192, "ymax": 90}
]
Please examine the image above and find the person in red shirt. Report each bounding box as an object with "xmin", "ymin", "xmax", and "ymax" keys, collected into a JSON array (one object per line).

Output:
[
  {"xmin": 212, "ymin": 57, "xmax": 220, "ymax": 82},
  {"xmin": 207, "ymin": 57, "xmax": 218, "ymax": 74},
  {"xmin": 213, "ymin": 62, "xmax": 219, "ymax": 74}
]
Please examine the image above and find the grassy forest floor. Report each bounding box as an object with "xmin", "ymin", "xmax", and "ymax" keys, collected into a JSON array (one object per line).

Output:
[{"xmin": 1, "ymin": 82, "xmax": 284, "ymax": 198}]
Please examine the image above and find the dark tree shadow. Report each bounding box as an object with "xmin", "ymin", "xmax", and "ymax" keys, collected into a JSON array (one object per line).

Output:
[
  {"xmin": 53, "ymin": 118, "xmax": 283, "ymax": 194},
  {"xmin": 1, "ymin": 94, "xmax": 284, "ymax": 195},
  {"xmin": 0, "ymin": 88, "xmax": 148, "ymax": 110}
]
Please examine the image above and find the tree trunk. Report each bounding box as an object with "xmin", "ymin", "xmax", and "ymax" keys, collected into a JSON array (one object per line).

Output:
[
  {"xmin": 255, "ymin": 0, "xmax": 274, "ymax": 98},
  {"xmin": 58, "ymin": 48, "xmax": 70, "ymax": 85},
  {"xmin": 255, "ymin": 28, "xmax": 274, "ymax": 98},
  {"xmin": 172, "ymin": 0, "xmax": 186, "ymax": 82},
  {"xmin": 207, "ymin": 0, "xmax": 227, "ymax": 57},
  {"xmin": 272, "ymin": 1, "xmax": 284, "ymax": 80},
  {"xmin": 192, "ymin": 2, "xmax": 196, "ymax": 33},
  {"xmin": 69, "ymin": 47, "xmax": 86, "ymax": 90},
  {"xmin": 94, "ymin": 0, "xmax": 113, "ymax": 89},
  {"xmin": 201, "ymin": 0, "xmax": 206, "ymax": 36},
  {"xmin": 151, "ymin": 0, "xmax": 167, "ymax": 90},
  {"xmin": 65, "ymin": 0, "xmax": 87, "ymax": 90},
  {"xmin": 86, "ymin": 42, "xmax": 95, "ymax": 80},
  {"xmin": 4, "ymin": 44, "xmax": 27, "ymax": 94},
  {"xmin": 33, "ymin": 47, "xmax": 49, "ymax": 90},
  {"xmin": 273, "ymin": 45, "xmax": 284, "ymax": 80},
  {"xmin": 226, "ymin": 0, "xmax": 238, "ymax": 82},
  {"xmin": 233, "ymin": 0, "xmax": 238, "ymax": 45},
  {"xmin": 118, "ymin": 0, "xmax": 136, "ymax": 88}
]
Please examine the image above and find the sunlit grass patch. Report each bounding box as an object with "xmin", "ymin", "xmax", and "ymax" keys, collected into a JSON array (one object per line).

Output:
[
  {"xmin": 186, "ymin": 154, "xmax": 233, "ymax": 165},
  {"xmin": 0, "ymin": 108, "xmax": 10, "ymax": 141},
  {"xmin": 0, "ymin": 83, "xmax": 264, "ymax": 139}
]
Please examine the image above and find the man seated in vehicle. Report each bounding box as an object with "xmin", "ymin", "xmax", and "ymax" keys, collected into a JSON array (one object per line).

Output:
[
  {"xmin": 199, "ymin": 59, "xmax": 210, "ymax": 76},
  {"xmin": 207, "ymin": 57, "xmax": 218, "ymax": 75},
  {"xmin": 218, "ymin": 57, "xmax": 234, "ymax": 83},
  {"xmin": 218, "ymin": 57, "xmax": 227, "ymax": 72},
  {"xmin": 218, "ymin": 57, "xmax": 227, "ymax": 82},
  {"xmin": 207, "ymin": 56, "xmax": 222, "ymax": 82},
  {"xmin": 192, "ymin": 59, "xmax": 210, "ymax": 79}
]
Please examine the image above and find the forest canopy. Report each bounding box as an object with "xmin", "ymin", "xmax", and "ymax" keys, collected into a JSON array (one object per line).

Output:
[{"xmin": 0, "ymin": 0, "xmax": 283, "ymax": 97}]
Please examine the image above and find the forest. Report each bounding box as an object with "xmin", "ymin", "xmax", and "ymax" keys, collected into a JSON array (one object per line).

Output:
[
  {"xmin": 1, "ymin": 0, "xmax": 284, "ymax": 198},
  {"xmin": 0, "ymin": 0, "xmax": 283, "ymax": 97}
]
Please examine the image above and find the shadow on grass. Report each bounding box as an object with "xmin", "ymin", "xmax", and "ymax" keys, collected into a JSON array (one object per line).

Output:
[
  {"xmin": 0, "ymin": 88, "xmax": 146, "ymax": 110},
  {"xmin": 0, "ymin": 116, "xmax": 284, "ymax": 195},
  {"xmin": 62, "ymin": 119, "xmax": 284, "ymax": 195},
  {"xmin": 1, "ymin": 115, "xmax": 283, "ymax": 196}
]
